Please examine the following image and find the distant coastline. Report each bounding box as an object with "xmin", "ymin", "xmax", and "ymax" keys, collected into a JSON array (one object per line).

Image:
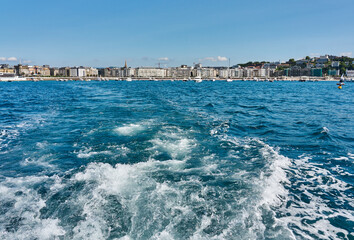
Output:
[
  {"xmin": 1, "ymin": 54, "xmax": 353, "ymax": 81},
  {"xmin": 0, "ymin": 76, "xmax": 343, "ymax": 82}
]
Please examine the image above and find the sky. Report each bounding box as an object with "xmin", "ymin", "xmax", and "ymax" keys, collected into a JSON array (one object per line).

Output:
[{"xmin": 1, "ymin": 0, "xmax": 353, "ymax": 67}]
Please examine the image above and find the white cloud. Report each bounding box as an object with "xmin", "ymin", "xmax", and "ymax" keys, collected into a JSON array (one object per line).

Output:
[
  {"xmin": 0, "ymin": 57, "xmax": 18, "ymax": 62},
  {"xmin": 7, "ymin": 57, "xmax": 18, "ymax": 61},
  {"xmin": 217, "ymin": 56, "xmax": 228, "ymax": 61},
  {"xmin": 340, "ymin": 52, "xmax": 352, "ymax": 57},
  {"xmin": 203, "ymin": 57, "xmax": 216, "ymax": 61},
  {"xmin": 201, "ymin": 56, "xmax": 228, "ymax": 62},
  {"xmin": 158, "ymin": 57, "xmax": 169, "ymax": 61},
  {"xmin": 23, "ymin": 60, "xmax": 32, "ymax": 64}
]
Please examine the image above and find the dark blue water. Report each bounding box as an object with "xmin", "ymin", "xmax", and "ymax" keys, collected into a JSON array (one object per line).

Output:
[{"xmin": 0, "ymin": 81, "xmax": 353, "ymax": 240}]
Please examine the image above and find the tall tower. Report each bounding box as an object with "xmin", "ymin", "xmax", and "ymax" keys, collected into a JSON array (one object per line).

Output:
[{"xmin": 124, "ymin": 60, "xmax": 128, "ymax": 77}]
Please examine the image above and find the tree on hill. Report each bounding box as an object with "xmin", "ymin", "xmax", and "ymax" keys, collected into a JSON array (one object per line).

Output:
[{"xmin": 287, "ymin": 59, "xmax": 296, "ymax": 66}]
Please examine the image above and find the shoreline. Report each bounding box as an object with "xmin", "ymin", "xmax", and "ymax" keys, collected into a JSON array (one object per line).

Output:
[{"xmin": 0, "ymin": 76, "xmax": 344, "ymax": 82}]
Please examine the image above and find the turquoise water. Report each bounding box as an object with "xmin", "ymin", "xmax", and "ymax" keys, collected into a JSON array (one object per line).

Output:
[{"xmin": 0, "ymin": 81, "xmax": 353, "ymax": 239}]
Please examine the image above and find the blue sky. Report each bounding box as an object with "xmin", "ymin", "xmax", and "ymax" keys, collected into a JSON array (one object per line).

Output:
[{"xmin": 1, "ymin": 0, "xmax": 353, "ymax": 67}]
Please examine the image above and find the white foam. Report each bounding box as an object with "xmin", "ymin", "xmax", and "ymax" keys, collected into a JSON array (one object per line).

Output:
[
  {"xmin": 333, "ymin": 156, "xmax": 349, "ymax": 161},
  {"xmin": 115, "ymin": 123, "xmax": 146, "ymax": 136},
  {"xmin": 0, "ymin": 128, "xmax": 19, "ymax": 152},
  {"xmin": 70, "ymin": 140, "xmax": 298, "ymax": 240},
  {"xmin": 274, "ymin": 155, "xmax": 354, "ymax": 239},
  {"xmin": 0, "ymin": 175, "xmax": 65, "ymax": 240},
  {"xmin": 149, "ymin": 127, "xmax": 196, "ymax": 160},
  {"xmin": 76, "ymin": 147, "xmax": 112, "ymax": 158},
  {"xmin": 108, "ymin": 144, "xmax": 131, "ymax": 157},
  {"xmin": 21, "ymin": 154, "xmax": 55, "ymax": 168},
  {"xmin": 257, "ymin": 140, "xmax": 291, "ymax": 206}
]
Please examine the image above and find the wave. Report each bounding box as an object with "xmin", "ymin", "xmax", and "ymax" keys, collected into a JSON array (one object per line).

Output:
[
  {"xmin": 76, "ymin": 147, "xmax": 113, "ymax": 159},
  {"xmin": 0, "ymin": 175, "xmax": 66, "ymax": 240},
  {"xmin": 115, "ymin": 123, "xmax": 147, "ymax": 136},
  {"xmin": 148, "ymin": 126, "xmax": 196, "ymax": 161},
  {"xmin": 274, "ymin": 155, "xmax": 354, "ymax": 239}
]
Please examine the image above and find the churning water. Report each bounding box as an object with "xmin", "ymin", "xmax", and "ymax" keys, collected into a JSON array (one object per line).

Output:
[{"xmin": 0, "ymin": 81, "xmax": 353, "ymax": 239}]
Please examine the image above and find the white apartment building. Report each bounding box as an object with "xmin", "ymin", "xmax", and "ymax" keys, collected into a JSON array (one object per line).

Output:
[
  {"xmin": 218, "ymin": 69, "xmax": 229, "ymax": 78},
  {"xmin": 135, "ymin": 67, "xmax": 166, "ymax": 78},
  {"xmin": 85, "ymin": 67, "xmax": 98, "ymax": 77},
  {"xmin": 201, "ymin": 68, "xmax": 217, "ymax": 78},
  {"xmin": 233, "ymin": 68, "xmax": 243, "ymax": 78},
  {"xmin": 253, "ymin": 68, "xmax": 266, "ymax": 77},
  {"xmin": 70, "ymin": 67, "xmax": 86, "ymax": 77},
  {"xmin": 243, "ymin": 68, "xmax": 255, "ymax": 77}
]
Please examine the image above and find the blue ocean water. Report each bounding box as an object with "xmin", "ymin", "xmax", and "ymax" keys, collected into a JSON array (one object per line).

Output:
[{"xmin": 0, "ymin": 81, "xmax": 353, "ymax": 240}]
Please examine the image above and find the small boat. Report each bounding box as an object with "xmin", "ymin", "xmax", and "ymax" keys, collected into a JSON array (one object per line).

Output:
[
  {"xmin": 226, "ymin": 78, "xmax": 232, "ymax": 82},
  {"xmin": 194, "ymin": 76, "xmax": 202, "ymax": 83},
  {"xmin": 126, "ymin": 77, "xmax": 132, "ymax": 82}
]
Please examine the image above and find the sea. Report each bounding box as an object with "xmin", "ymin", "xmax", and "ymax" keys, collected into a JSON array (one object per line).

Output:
[{"xmin": 0, "ymin": 80, "xmax": 353, "ymax": 240}]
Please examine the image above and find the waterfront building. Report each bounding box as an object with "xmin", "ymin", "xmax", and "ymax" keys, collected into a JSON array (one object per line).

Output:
[
  {"xmin": 311, "ymin": 68, "xmax": 323, "ymax": 77},
  {"xmin": 233, "ymin": 67, "xmax": 243, "ymax": 78},
  {"xmin": 85, "ymin": 67, "xmax": 98, "ymax": 77},
  {"xmin": 167, "ymin": 65, "xmax": 193, "ymax": 78},
  {"xmin": 328, "ymin": 69, "xmax": 339, "ymax": 76},
  {"xmin": 191, "ymin": 63, "xmax": 202, "ymax": 77},
  {"xmin": 69, "ymin": 68, "xmax": 77, "ymax": 77},
  {"xmin": 14, "ymin": 64, "xmax": 31, "ymax": 76},
  {"xmin": 50, "ymin": 68, "xmax": 59, "ymax": 76},
  {"xmin": 282, "ymin": 69, "xmax": 289, "ymax": 77},
  {"xmin": 135, "ymin": 67, "xmax": 166, "ymax": 78},
  {"xmin": 68, "ymin": 67, "xmax": 86, "ymax": 77},
  {"xmin": 59, "ymin": 67, "xmax": 70, "ymax": 77},
  {"xmin": 0, "ymin": 66, "xmax": 15, "ymax": 75},
  {"xmin": 201, "ymin": 67, "xmax": 217, "ymax": 78},
  {"xmin": 37, "ymin": 65, "xmax": 50, "ymax": 76},
  {"xmin": 346, "ymin": 70, "xmax": 354, "ymax": 77},
  {"xmin": 98, "ymin": 68, "xmax": 111, "ymax": 77},
  {"xmin": 289, "ymin": 66, "xmax": 312, "ymax": 77},
  {"xmin": 242, "ymin": 67, "xmax": 255, "ymax": 78},
  {"xmin": 301, "ymin": 68, "xmax": 312, "ymax": 76},
  {"xmin": 125, "ymin": 68, "xmax": 135, "ymax": 77},
  {"xmin": 218, "ymin": 68, "xmax": 229, "ymax": 78},
  {"xmin": 253, "ymin": 68, "xmax": 266, "ymax": 78},
  {"xmin": 110, "ymin": 68, "xmax": 120, "ymax": 77}
]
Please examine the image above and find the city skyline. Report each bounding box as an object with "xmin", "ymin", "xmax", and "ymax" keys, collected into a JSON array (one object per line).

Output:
[{"xmin": 1, "ymin": 0, "xmax": 353, "ymax": 67}]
